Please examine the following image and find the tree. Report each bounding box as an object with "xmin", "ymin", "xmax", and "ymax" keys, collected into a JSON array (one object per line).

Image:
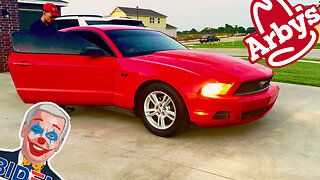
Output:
[
  {"xmin": 201, "ymin": 27, "xmax": 216, "ymax": 34},
  {"xmin": 217, "ymin": 27, "xmax": 226, "ymax": 33},
  {"xmin": 236, "ymin": 26, "xmax": 246, "ymax": 33},
  {"xmin": 190, "ymin": 28, "xmax": 198, "ymax": 33},
  {"xmin": 182, "ymin": 30, "xmax": 190, "ymax": 34},
  {"xmin": 225, "ymin": 24, "xmax": 233, "ymax": 33},
  {"xmin": 246, "ymin": 27, "xmax": 256, "ymax": 33},
  {"xmin": 201, "ymin": 27, "xmax": 210, "ymax": 34}
]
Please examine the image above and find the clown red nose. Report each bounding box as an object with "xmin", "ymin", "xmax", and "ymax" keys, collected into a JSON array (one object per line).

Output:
[{"xmin": 37, "ymin": 137, "xmax": 46, "ymax": 144}]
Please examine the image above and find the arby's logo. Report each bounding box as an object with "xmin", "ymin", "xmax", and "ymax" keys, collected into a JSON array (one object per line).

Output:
[{"xmin": 244, "ymin": 0, "xmax": 320, "ymax": 68}]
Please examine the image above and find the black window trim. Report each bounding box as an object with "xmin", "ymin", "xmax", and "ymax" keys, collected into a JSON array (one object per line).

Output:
[
  {"xmin": 54, "ymin": 19, "xmax": 80, "ymax": 30},
  {"xmin": 104, "ymin": 29, "xmax": 188, "ymax": 58},
  {"xmin": 66, "ymin": 29, "xmax": 117, "ymax": 57},
  {"xmin": 12, "ymin": 31, "xmax": 103, "ymax": 56}
]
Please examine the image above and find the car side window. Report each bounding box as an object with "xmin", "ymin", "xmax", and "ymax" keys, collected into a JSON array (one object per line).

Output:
[
  {"xmin": 54, "ymin": 20, "xmax": 80, "ymax": 30},
  {"xmin": 12, "ymin": 31, "xmax": 100, "ymax": 55},
  {"xmin": 69, "ymin": 30, "xmax": 115, "ymax": 56}
]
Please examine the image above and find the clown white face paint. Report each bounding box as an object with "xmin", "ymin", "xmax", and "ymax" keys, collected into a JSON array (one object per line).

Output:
[{"xmin": 21, "ymin": 110, "xmax": 65, "ymax": 164}]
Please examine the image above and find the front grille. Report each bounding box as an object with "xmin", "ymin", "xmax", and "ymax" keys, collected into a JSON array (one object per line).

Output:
[
  {"xmin": 212, "ymin": 111, "xmax": 230, "ymax": 119},
  {"xmin": 241, "ymin": 103, "xmax": 273, "ymax": 120},
  {"xmin": 242, "ymin": 107, "xmax": 268, "ymax": 119},
  {"xmin": 234, "ymin": 76, "xmax": 272, "ymax": 95}
]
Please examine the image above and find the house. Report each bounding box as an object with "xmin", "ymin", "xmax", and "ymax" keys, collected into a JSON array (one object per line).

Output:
[
  {"xmin": 0, "ymin": 0, "xmax": 68, "ymax": 72},
  {"xmin": 109, "ymin": 6, "xmax": 177, "ymax": 37},
  {"xmin": 18, "ymin": 0, "xmax": 68, "ymax": 31},
  {"xmin": 1, "ymin": 0, "xmax": 20, "ymax": 72},
  {"xmin": 306, "ymin": 4, "xmax": 320, "ymax": 43}
]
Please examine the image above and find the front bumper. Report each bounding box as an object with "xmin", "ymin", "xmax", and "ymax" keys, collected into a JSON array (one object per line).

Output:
[{"xmin": 188, "ymin": 82, "xmax": 279, "ymax": 127}]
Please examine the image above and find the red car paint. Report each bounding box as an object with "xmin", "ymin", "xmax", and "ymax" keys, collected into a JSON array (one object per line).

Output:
[{"xmin": 8, "ymin": 25, "xmax": 279, "ymax": 127}]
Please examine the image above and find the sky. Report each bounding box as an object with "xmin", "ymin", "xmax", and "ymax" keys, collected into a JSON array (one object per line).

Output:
[{"xmin": 61, "ymin": 0, "xmax": 319, "ymax": 31}]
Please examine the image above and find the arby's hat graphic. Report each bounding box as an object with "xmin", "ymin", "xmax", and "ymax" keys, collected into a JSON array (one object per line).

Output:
[{"xmin": 244, "ymin": 0, "xmax": 320, "ymax": 68}]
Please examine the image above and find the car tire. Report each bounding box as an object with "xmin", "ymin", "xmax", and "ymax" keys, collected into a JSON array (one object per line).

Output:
[{"xmin": 138, "ymin": 83, "xmax": 189, "ymax": 137}]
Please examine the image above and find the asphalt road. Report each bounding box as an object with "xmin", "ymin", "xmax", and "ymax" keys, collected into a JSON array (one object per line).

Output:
[
  {"xmin": 180, "ymin": 36, "xmax": 320, "ymax": 59},
  {"xmin": 181, "ymin": 36, "xmax": 246, "ymax": 46},
  {"xmin": 0, "ymin": 72, "xmax": 319, "ymax": 179},
  {"xmin": 192, "ymin": 48, "xmax": 320, "ymax": 59}
]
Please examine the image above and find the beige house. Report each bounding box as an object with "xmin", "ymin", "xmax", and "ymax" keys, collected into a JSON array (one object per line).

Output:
[
  {"xmin": 316, "ymin": 4, "xmax": 320, "ymax": 43},
  {"xmin": 307, "ymin": 4, "xmax": 320, "ymax": 43},
  {"xmin": 110, "ymin": 6, "xmax": 177, "ymax": 37}
]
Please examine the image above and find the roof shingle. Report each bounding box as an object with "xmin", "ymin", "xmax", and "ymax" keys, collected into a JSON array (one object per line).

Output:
[{"xmin": 166, "ymin": 23, "xmax": 177, "ymax": 29}]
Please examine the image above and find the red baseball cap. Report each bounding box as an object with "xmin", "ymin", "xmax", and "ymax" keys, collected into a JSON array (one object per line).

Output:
[{"xmin": 43, "ymin": 3, "xmax": 60, "ymax": 17}]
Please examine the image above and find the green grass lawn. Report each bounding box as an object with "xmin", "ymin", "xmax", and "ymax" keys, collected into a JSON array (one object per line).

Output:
[
  {"xmin": 186, "ymin": 40, "xmax": 320, "ymax": 87},
  {"xmin": 232, "ymin": 56, "xmax": 320, "ymax": 62},
  {"xmin": 187, "ymin": 40, "xmax": 320, "ymax": 49},
  {"xmin": 239, "ymin": 58, "xmax": 320, "ymax": 87}
]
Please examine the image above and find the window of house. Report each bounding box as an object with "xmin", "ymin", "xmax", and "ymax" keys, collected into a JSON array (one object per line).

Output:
[
  {"xmin": 149, "ymin": 17, "xmax": 155, "ymax": 24},
  {"xmin": 158, "ymin": 18, "xmax": 160, "ymax": 24}
]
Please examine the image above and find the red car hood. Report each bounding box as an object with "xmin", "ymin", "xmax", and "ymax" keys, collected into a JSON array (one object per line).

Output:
[{"xmin": 133, "ymin": 50, "xmax": 273, "ymax": 82}]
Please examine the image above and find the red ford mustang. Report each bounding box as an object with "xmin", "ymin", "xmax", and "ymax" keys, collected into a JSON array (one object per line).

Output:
[{"xmin": 8, "ymin": 25, "xmax": 279, "ymax": 137}]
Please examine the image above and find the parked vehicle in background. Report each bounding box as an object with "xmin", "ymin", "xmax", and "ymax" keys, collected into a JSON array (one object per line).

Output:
[
  {"xmin": 199, "ymin": 35, "xmax": 220, "ymax": 43},
  {"xmin": 9, "ymin": 25, "xmax": 279, "ymax": 137},
  {"xmin": 54, "ymin": 15, "xmax": 145, "ymax": 30},
  {"xmin": 248, "ymin": 31, "xmax": 259, "ymax": 37}
]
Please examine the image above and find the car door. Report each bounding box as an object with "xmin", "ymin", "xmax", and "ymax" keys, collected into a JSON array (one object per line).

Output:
[{"xmin": 9, "ymin": 30, "xmax": 117, "ymax": 105}]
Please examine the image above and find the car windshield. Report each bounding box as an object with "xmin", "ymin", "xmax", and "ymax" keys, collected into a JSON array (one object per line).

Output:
[
  {"xmin": 86, "ymin": 20, "xmax": 145, "ymax": 27},
  {"xmin": 202, "ymin": 36, "xmax": 209, "ymax": 38},
  {"xmin": 105, "ymin": 30, "xmax": 187, "ymax": 57}
]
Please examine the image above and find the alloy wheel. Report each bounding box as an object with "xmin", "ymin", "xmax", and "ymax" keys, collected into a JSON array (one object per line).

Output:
[{"xmin": 143, "ymin": 91, "xmax": 176, "ymax": 130}]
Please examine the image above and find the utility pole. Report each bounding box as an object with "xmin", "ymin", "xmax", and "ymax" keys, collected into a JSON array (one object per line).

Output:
[{"xmin": 136, "ymin": 6, "xmax": 139, "ymax": 20}]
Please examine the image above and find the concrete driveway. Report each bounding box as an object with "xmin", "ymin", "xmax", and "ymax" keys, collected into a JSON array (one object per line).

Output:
[{"xmin": 0, "ymin": 72, "xmax": 319, "ymax": 180}]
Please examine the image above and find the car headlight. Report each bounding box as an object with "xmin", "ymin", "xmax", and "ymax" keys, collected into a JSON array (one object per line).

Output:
[{"xmin": 201, "ymin": 83, "xmax": 233, "ymax": 97}]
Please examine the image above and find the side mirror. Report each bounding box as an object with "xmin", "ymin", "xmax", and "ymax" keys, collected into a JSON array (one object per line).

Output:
[{"xmin": 80, "ymin": 47, "xmax": 105, "ymax": 57}]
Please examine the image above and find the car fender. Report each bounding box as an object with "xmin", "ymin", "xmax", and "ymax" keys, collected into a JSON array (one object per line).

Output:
[{"xmin": 113, "ymin": 57, "xmax": 208, "ymax": 114}]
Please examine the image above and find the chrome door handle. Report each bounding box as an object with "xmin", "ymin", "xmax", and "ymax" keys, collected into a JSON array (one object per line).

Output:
[{"xmin": 13, "ymin": 62, "xmax": 33, "ymax": 66}]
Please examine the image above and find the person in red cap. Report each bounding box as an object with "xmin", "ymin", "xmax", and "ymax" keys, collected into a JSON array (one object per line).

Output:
[
  {"xmin": 29, "ymin": 3, "xmax": 77, "ymax": 113},
  {"xmin": 30, "ymin": 3, "xmax": 60, "ymax": 33}
]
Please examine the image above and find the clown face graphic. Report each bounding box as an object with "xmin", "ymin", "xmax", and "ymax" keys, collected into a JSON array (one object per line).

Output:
[{"xmin": 21, "ymin": 110, "xmax": 66, "ymax": 164}]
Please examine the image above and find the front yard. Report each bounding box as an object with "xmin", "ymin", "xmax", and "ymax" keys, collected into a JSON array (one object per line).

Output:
[{"xmin": 187, "ymin": 40, "xmax": 320, "ymax": 49}]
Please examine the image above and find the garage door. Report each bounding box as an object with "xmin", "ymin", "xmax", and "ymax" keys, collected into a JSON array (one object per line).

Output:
[{"xmin": 19, "ymin": 10, "xmax": 42, "ymax": 31}]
